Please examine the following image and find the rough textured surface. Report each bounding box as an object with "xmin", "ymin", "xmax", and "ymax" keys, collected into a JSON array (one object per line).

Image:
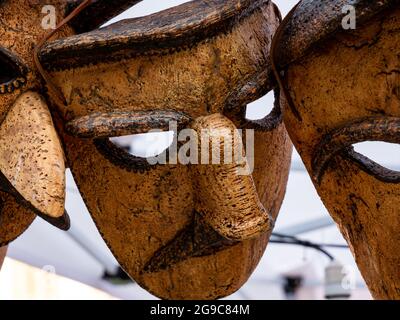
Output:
[
  {"xmin": 191, "ymin": 114, "xmax": 273, "ymax": 241},
  {"xmin": 0, "ymin": 0, "xmax": 292, "ymax": 300},
  {"xmin": 276, "ymin": 2, "xmax": 400, "ymax": 299},
  {"xmin": 312, "ymin": 117, "xmax": 400, "ymax": 183},
  {"xmin": 60, "ymin": 108, "xmax": 291, "ymax": 299},
  {"xmin": 42, "ymin": 0, "xmax": 274, "ymax": 70},
  {"xmin": 275, "ymin": 0, "xmax": 398, "ymax": 68},
  {"xmin": 49, "ymin": 0, "xmax": 292, "ymax": 299},
  {"xmin": 0, "ymin": 191, "xmax": 36, "ymax": 246},
  {"xmin": 41, "ymin": 0, "xmax": 279, "ymax": 124},
  {"xmin": 67, "ymin": 110, "xmax": 191, "ymax": 138},
  {"xmin": 0, "ymin": 0, "xmax": 73, "ymax": 244},
  {"xmin": 0, "ymin": 92, "xmax": 65, "ymax": 218}
]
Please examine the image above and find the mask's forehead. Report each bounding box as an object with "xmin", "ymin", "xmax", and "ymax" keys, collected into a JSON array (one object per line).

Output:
[
  {"xmin": 282, "ymin": 5, "xmax": 400, "ymax": 165},
  {"xmin": 291, "ymin": 22, "xmax": 399, "ymax": 129},
  {"xmin": 39, "ymin": 0, "xmax": 280, "ymax": 130}
]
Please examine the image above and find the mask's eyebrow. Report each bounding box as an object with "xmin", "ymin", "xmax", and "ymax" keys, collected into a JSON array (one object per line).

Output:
[
  {"xmin": 66, "ymin": 110, "xmax": 191, "ymax": 138},
  {"xmin": 312, "ymin": 116, "xmax": 400, "ymax": 183}
]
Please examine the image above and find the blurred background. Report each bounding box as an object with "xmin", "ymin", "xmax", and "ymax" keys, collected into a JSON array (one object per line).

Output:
[{"xmin": 1, "ymin": 0, "xmax": 397, "ymax": 300}]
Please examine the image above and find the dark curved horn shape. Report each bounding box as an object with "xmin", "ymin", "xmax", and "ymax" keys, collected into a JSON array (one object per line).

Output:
[{"xmin": 67, "ymin": 0, "xmax": 143, "ymax": 33}]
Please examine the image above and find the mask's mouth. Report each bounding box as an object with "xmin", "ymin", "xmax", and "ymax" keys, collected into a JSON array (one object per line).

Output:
[{"xmin": 312, "ymin": 117, "xmax": 400, "ymax": 184}]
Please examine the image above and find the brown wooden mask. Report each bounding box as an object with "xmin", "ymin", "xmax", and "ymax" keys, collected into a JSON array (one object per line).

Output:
[
  {"xmin": 273, "ymin": 0, "xmax": 400, "ymax": 299},
  {"xmin": 36, "ymin": 0, "xmax": 292, "ymax": 299}
]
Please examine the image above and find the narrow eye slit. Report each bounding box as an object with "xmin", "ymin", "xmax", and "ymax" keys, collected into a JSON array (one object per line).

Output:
[
  {"xmin": 95, "ymin": 132, "xmax": 175, "ymax": 173},
  {"xmin": 110, "ymin": 131, "xmax": 174, "ymax": 158},
  {"xmin": 0, "ymin": 48, "xmax": 26, "ymax": 94},
  {"xmin": 246, "ymin": 91, "xmax": 275, "ymax": 120},
  {"xmin": 353, "ymin": 141, "xmax": 400, "ymax": 172}
]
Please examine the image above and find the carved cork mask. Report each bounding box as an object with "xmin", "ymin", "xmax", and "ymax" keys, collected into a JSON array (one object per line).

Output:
[
  {"xmin": 273, "ymin": 0, "xmax": 400, "ymax": 299},
  {"xmin": 35, "ymin": 0, "xmax": 292, "ymax": 299}
]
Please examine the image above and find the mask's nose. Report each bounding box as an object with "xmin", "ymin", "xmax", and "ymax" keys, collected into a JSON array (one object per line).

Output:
[
  {"xmin": 0, "ymin": 91, "xmax": 66, "ymax": 220},
  {"xmin": 191, "ymin": 114, "xmax": 273, "ymax": 241}
]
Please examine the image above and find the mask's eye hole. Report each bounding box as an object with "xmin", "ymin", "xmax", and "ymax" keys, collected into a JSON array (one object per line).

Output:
[
  {"xmin": 95, "ymin": 132, "xmax": 174, "ymax": 173},
  {"xmin": 353, "ymin": 142, "xmax": 400, "ymax": 172},
  {"xmin": 0, "ymin": 48, "xmax": 26, "ymax": 94},
  {"xmin": 345, "ymin": 141, "xmax": 400, "ymax": 184},
  {"xmin": 110, "ymin": 132, "xmax": 174, "ymax": 158},
  {"xmin": 246, "ymin": 91, "xmax": 275, "ymax": 121}
]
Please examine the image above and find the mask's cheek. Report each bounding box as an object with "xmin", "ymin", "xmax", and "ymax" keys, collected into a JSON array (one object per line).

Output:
[
  {"xmin": 311, "ymin": 151, "xmax": 400, "ymax": 299},
  {"xmin": 246, "ymin": 121, "xmax": 292, "ymax": 220},
  {"xmin": 0, "ymin": 191, "xmax": 36, "ymax": 247},
  {"xmin": 60, "ymin": 132, "xmax": 194, "ymax": 288}
]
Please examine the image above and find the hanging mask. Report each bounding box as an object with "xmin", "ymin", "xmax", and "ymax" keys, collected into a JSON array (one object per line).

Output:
[
  {"xmin": 37, "ymin": 0, "xmax": 292, "ymax": 299},
  {"xmin": 273, "ymin": 0, "xmax": 400, "ymax": 299}
]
